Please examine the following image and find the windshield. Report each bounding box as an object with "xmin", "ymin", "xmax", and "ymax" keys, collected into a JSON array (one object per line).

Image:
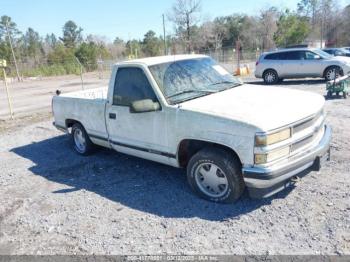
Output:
[
  {"xmin": 313, "ymin": 49, "xmax": 333, "ymax": 59},
  {"xmin": 149, "ymin": 57, "xmax": 242, "ymax": 104}
]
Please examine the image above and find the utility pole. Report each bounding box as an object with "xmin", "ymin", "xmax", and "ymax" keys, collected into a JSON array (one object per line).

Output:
[
  {"xmin": 5, "ymin": 18, "xmax": 21, "ymax": 82},
  {"xmin": 162, "ymin": 14, "xmax": 167, "ymax": 55}
]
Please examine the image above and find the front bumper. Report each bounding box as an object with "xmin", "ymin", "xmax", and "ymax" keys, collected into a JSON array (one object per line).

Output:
[{"xmin": 242, "ymin": 125, "xmax": 332, "ymax": 198}]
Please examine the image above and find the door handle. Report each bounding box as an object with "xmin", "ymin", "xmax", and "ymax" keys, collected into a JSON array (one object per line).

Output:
[{"xmin": 109, "ymin": 113, "xmax": 116, "ymax": 119}]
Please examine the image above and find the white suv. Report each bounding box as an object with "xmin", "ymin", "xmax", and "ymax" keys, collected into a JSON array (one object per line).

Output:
[{"xmin": 255, "ymin": 48, "xmax": 350, "ymax": 84}]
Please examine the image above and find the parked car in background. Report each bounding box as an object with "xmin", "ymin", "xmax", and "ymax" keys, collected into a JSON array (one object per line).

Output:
[
  {"xmin": 343, "ymin": 47, "xmax": 350, "ymax": 52},
  {"xmin": 255, "ymin": 48, "xmax": 350, "ymax": 84},
  {"xmin": 322, "ymin": 48, "xmax": 350, "ymax": 57},
  {"xmin": 53, "ymin": 55, "xmax": 332, "ymax": 203}
]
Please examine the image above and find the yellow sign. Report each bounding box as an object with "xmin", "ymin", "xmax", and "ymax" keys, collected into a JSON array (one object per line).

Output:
[{"xmin": 0, "ymin": 59, "xmax": 6, "ymax": 67}]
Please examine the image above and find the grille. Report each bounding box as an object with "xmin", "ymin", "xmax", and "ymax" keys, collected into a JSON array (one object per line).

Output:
[
  {"xmin": 291, "ymin": 135, "xmax": 314, "ymax": 152},
  {"xmin": 291, "ymin": 123, "xmax": 324, "ymax": 153},
  {"xmin": 293, "ymin": 110, "xmax": 323, "ymax": 134}
]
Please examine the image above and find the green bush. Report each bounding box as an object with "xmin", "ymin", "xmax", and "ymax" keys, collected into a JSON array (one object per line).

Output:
[{"xmin": 20, "ymin": 63, "xmax": 81, "ymax": 77}]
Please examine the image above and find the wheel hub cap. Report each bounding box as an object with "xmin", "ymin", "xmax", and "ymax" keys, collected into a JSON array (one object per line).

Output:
[
  {"xmin": 266, "ymin": 73, "xmax": 275, "ymax": 83},
  {"xmin": 194, "ymin": 163, "xmax": 229, "ymax": 198},
  {"xmin": 74, "ymin": 129, "xmax": 86, "ymax": 152}
]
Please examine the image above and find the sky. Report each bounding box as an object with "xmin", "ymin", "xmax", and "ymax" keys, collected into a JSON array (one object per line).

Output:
[{"xmin": 1, "ymin": 0, "xmax": 349, "ymax": 42}]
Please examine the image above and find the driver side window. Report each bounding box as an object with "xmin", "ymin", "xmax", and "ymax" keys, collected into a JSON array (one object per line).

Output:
[{"xmin": 113, "ymin": 67, "xmax": 157, "ymax": 106}]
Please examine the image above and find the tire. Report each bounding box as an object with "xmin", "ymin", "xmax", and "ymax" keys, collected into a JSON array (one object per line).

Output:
[
  {"xmin": 336, "ymin": 92, "xmax": 340, "ymax": 97},
  {"xmin": 71, "ymin": 123, "xmax": 95, "ymax": 156},
  {"xmin": 186, "ymin": 147, "xmax": 245, "ymax": 204},
  {"xmin": 344, "ymin": 92, "xmax": 348, "ymax": 99},
  {"xmin": 263, "ymin": 70, "xmax": 279, "ymax": 85},
  {"xmin": 325, "ymin": 66, "xmax": 343, "ymax": 81}
]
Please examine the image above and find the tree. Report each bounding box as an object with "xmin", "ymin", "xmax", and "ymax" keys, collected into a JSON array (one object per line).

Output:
[
  {"xmin": 298, "ymin": 0, "xmax": 319, "ymax": 28},
  {"xmin": 108, "ymin": 37, "xmax": 126, "ymax": 59},
  {"xmin": 113, "ymin": 37, "xmax": 124, "ymax": 45},
  {"xmin": 75, "ymin": 42, "xmax": 98, "ymax": 71},
  {"xmin": 45, "ymin": 33, "xmax": 58, "ymax": 48},
  {"xmin": 338, "ymin": 5, "xmax": 350, "ymax": 45},
  {"xmin": 23, "ymin": 28, "xmax": 43, "ymax": 63},
  {"xmin": 60, "ymin": 20, "xmax": 83, "ymax": 48},
  {"xmin": 168, "ymin": 0, "xmax": 201, "ymax": 53},
  {"xmin": 142, "ymin": 30, "xmax": 161, "ymax": 56},
  {"xmin": 47, "ymin": 43, "xmax": 75, "ymax": 64},
  {"xmin": 258, "ymin": 7, "xmax": 279, "ymax": 51},
  {"xmin": 0, "ymin": 15, "xmax": 22, "ymax": 80},
  {"xmin": 297, "ymin": 0, "xmax": 339, "ymax": 46},
  {"xmin": 212, "ymin": 18, "xmax": 228, "ymax": 50},
  {"xmin": 318, "ymin": 0, "xmax": 339, "ymax": 46},
  {"xmin": 192, "ymin": 19, "xmax": 228, "ymax": 51},
  {"xmin": 126, "ymin": 39, "xmax": 142, "ymax": 58},
  {"xmin": 274, "ymin": 10, "xmax": 310, "ymax": 47},
  {"xmin": 0, "ymin": 15, "xmax": 21, "ymax": 41},
  {"xmin": 220, "ymin": 15, "xmax": 246, "ymax": 47}
]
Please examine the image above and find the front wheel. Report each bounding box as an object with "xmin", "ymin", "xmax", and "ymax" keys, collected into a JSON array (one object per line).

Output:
[
  {"xmin": 186, "ymin": 147, "xmax": 245, "ymax": 203},
  {"xmin": 325, "ymin": 66, "xmax": 343, "ymax": 81},
  {"xmin": 71, "ymin": 123, "xmax": 95, "ymax": 155}
]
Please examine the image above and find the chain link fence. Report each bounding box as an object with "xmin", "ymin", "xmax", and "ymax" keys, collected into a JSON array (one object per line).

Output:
[
  {"xmin": 0, "ymin": 47, "xmax": 259, "ymax": 120},
  {"xmin": 1, "ymin": 47, "xmax": 260, "ymax": 82}
]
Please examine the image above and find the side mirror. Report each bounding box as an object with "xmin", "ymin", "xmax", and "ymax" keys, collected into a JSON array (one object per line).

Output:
[
  {"xmin": 314, "ymin": 55, "xmax": 321, "ymax": 60},
  {"xmin": 130, "ymin": 99, "xmax": 160, "ymax": 113}
]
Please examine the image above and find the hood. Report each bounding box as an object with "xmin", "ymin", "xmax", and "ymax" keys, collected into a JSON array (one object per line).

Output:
[
  {"xmin": 330, "ymin": 56, "xmax": 350, "ymax": 63},
  {"xmin": 180, "ymin": 84, "xmax": 325, "ymax": 131}
]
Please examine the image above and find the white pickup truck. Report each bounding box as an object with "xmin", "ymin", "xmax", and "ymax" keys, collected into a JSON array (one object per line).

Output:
[{"xmin": 53, "ymin": 54, "xmax": 332, "ymax": 203}]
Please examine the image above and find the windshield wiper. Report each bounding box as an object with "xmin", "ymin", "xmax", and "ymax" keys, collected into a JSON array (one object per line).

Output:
[{"xmin": 167, "ymin": 89, "xmax": 217, "ymax": 99}]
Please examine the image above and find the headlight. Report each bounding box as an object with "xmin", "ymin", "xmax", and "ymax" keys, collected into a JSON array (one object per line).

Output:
[
  {"xmin": 254, "ymin": 146, "xmax": 290, "ymax": 164},
  {"xmin": 255, "ymin": 128, "xmax": 291, "ymax": 146}
]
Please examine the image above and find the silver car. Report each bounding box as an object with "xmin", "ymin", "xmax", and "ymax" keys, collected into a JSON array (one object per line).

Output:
[{"xmin": 255, "ymin": 48, "xmax": 350, "ymax": 84}]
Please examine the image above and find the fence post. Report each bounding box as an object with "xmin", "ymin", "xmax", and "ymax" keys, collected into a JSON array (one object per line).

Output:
[
  {"xmin": 2, "ymin": 67, "xmax": 14, "ymax": 119},
  {"xmin": 232, "ymin": 48, "xmax": 236, "ymax": 74},
  {"xmin": 75, "ymin": 56, "xmax": 84, "ymax": 90},
  {"xmin": 97, "ymin": 57, "xmax": 103, "ymax": 80}
]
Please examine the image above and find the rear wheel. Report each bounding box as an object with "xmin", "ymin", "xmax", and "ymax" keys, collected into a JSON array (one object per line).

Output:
[
  {"xmin": 71, "ymin": 123, "xmax": 95, "ymax": 155},
  {"xmin": 325, "ymin": 66, "xmax": 343, "ymax": 81},
  {"xmin": 187, "ymin": 147, "xmax": 245, "ymax": 203},
  {"xmin": 263, "ymin": 70, "xmax": 279, "ymax": 85}
]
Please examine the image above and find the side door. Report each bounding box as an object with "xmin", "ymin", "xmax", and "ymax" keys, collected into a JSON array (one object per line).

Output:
[
  {"xmin": 281, "ymin": 51, "xmax": 305, "ymax": 78},
  {"xmin": 302, "ymin": 51, "xmax": 326, "ymax": 77},
  {"xmin": 106, "ymin": 66, "xmax": 173, "ymax": 165}
]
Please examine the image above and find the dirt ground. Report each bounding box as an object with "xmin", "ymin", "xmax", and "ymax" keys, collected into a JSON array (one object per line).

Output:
[{"xmin": 0, "ymin": 76, "xmax": 349, "ymax": 255}]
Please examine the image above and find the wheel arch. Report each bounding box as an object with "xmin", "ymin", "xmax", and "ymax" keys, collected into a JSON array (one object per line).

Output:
[
  {"xmin": 263, "ymin": 68, "xmax": 278, "ymax": 77},
  {"xmin": 177, "ymin": 139, "xmax": 242, "ymax": 168},
  {"xmin": 65, "ymin": 119, "xmax": 84, "ymax": 132}
]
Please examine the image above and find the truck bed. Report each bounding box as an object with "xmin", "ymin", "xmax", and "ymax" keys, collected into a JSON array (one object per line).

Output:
[
  {"xmin": 59, "ymin": 87, "xmax": 108, "ymax": 100},
  {"xmin": 53, "ymin": 87, "xmax": 109, "ymax": 141}
]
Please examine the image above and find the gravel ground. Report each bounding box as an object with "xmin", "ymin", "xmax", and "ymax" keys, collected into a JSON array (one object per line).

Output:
[{"xmin": 0, "ymin": 78, "xmax": 349, "ymax": 255}]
